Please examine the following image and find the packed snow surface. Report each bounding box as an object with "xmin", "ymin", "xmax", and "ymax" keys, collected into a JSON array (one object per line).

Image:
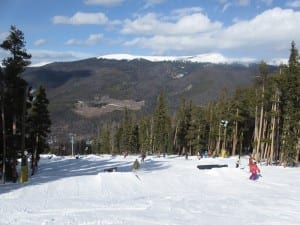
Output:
[{"xmin": 0, "ymin": 154, "xmax": 299, "ymax": 225}]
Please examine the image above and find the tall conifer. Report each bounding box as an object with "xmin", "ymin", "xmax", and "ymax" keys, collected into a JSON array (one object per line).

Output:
[
  {"xmin": 0, "ymin": 25, "xmax": 31, "ymax": 182},
  {"xmin": 153, "ymin": 91, "xmax": 171, "ymax": 155}
]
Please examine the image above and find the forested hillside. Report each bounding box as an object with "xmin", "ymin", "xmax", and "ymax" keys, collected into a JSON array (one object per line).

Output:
[{"xmin": 22, "ymin": 58, "xmax": 272, "ymax": 140}]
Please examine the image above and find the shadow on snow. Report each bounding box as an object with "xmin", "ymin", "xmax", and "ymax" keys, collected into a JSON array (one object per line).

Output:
[{"xmin": 0, "ymin": 155, "xmax": 170, "ymax": 194}]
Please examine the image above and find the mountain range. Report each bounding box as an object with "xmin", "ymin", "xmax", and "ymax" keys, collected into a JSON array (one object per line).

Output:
[{"xmin": 22, "ymin": 55, "xmax": 276, "ymax": 141}]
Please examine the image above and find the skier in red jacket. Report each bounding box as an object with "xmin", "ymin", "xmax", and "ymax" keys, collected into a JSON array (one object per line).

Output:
[{"xmin": 249, "ymin": 161, "xmax": 260, "ymax": 180}]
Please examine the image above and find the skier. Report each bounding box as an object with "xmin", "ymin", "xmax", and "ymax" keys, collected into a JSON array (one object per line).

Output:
[
  {"xmin": 236, "ymin": 157, "xmax": 240, "ymax": 168},
  {"xmin": 249, "ymin": 161, "xmax": 260, "ymax": 180},
  {"xmin": 185, "ymin": 151, "xmax": 188, "ymax": 160},
  {"xmin": 141, "ymin": 152, "xmax": 146, "ymax": 162},
  {"xmin": 197, "ymin": 151, "xmax": 201, "ymax": 160}
]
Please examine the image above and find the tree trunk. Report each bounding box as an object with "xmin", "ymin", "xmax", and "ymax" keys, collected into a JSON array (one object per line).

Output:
[
  {"xmin": 253, "ymin": 103, "xmax": 259, "ymax": 156},
  {"xmin": 232, "ymin": 108, "xmax": 239, "ymax": 156},
  {"xmin": 269, "ymin": 90, "xmax": 278, "ymax": 165},
  {"xmin": 20, "ymin": 88, "xmax": 28, "ymax": 182},
  {"xmin": 208, "ymin": 108, "xmax": 213, "ymax": 151},
  {"xmin": 11, "ymin": 115, "xmax": 17, "ymax": 183},
  {"xmin": 216, "ymin": 124, "xmax": 221, "ymax": 156},
  {"xmin": 260, "ymin": 116, "xmax": 268, "ymax": 161},
  {"xmin": 31, "ymin": 133, "xmax": 39, "ymax": 176},
  {"xmin": 1, "ymin": 97, "xmax": 6, "ymax": 184},
  {"xmin": 295, "ymin": 141, "xmax": 300, "ymax": 165},
  {"xmin": 256, "ymin": 101, "xmax": 264, "ymax": 162}
]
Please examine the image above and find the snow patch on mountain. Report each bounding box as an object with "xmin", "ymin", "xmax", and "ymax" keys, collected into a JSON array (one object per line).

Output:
[{"xmin": 97, "ymin": 53, "xmax": 257, "ymax": 65}]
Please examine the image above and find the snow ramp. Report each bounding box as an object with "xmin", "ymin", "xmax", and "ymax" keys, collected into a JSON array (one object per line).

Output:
[{"xmin": 95, "ymin": 172, "xmax": 145, "ymax": 201}]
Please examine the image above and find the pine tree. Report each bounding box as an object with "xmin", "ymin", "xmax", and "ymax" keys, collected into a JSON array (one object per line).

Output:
[
  {"xmin": 288, "ymin": 41, "xmax": 299, "ymax": 72},
  {"xmin": 100, "ymin": 123, "xmax": 112, "ymax": 154},
  {"xmin": 138, "ymin": 116, "xmax": 151, "ymax": 154},
  {"xmin": 280, "ymin": 42, "xmax": 300, "ymax": 166},
  {"xmin": 176, "ymin": 99, "xmax": 192, "ymax": 155},
  {"xmin": 132, "ymin": 123, "xmax": 140, "ymax": 154},
  {"xmin": 230, "ymin": 87, "xmax": 256, "ymax": 156},
  {"xmin": 253, "ymin": 61, "xmax": 268, "ymax": 162},
  {"xmin": 152, "ymin": 91, "xmax": 171, "ymax": 155},
  {"xmin": 28, "ymin": 85, "xmax": 51, "ymax": 175},
  {"xmin": 0, "ymin": 67, "xmax": 7, "ymax": 184},
  {"xmin": 186, "ymin": 105, "xmax": 207, "ymax": 155},
  {"xmin": 119, "ymin": 108, "xmax": 134, "ymax": 153},
  {"xmin": 0, "ymin": 25, "xmax": 31, "ymax": 182}
]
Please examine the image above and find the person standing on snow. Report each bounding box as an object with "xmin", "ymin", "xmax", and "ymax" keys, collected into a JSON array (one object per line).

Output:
[{"xmin": 249, "ymin": 161, "xmax": 260, "ymax": 180}]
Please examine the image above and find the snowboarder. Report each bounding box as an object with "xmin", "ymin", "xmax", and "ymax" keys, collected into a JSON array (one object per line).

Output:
[{"xmin": 249, "ymin": 161, "xmax": 260, "ymax": 180}]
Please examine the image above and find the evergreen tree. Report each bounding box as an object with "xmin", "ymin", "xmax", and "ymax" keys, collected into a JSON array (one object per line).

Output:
[
  {"xmin": 28, "ymin": 85, "xmax": 51, "ymax": 175},
  {"xmin": 138, "ymin": 116, "xmax": 151, "ymax": 154},
  {"xmin": 230, "ymin": 87, "xmax": 256, "ymax": 156},
  {"xmin": 0, "ymin": 67, "xmax": 7, "ymax": 183},
  {"xmin": 186, "ymin": 105, "xmax": 207, "ymax": 155},
  {"xmin": 119, "ymin": 108, "xmax": 134, "ymax": 153},
  {"xmin": 176, "ymin": 99, "xmax": 192, "ymax": 155},
  {"xmin": 288, "ymin": 41, "xmax": 299, "ymax": 72},
  {"xmin": 152, "ymin": 91, "xmax": 171, "ymax": 155},
  {"xmin": 280, "ymin": 42, "xmax": 300, "ymax": 165},
  {"xmin": 131, "ymin": 123, "xmax": 140, "ymax": 154},
  {"xmin": 99, "ymin": 123, "xmax": 112, "ymax": 154},
  {"xmin": 0, "ymin": 25, "xmax": 31, "ymax": 182},
  {"xmin": 114, "ymin": 124, "xmax": 123, "ymax": 154}
]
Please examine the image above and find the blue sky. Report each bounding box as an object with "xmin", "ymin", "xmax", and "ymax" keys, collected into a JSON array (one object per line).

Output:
[{"xmin": 1, "ymin": 0, "xmax": 300, "ymax": 65}]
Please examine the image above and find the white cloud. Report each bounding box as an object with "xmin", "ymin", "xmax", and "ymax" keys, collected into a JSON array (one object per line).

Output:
[
  {"xmin": 122, "ymin": 12, "xmax": 222, "ymax": 36},
  {"xmin": 124, "ymin": 35, "xmax": 216, "ymax": 55},
  {"xmin": 122, "ymin": 7, "xmax": 300, "ymax": 59},
  {"xmin": 222, "ymin": 3, "xmax": 232, "ymax": 12},
  {"xmin": 34, "ymin": 39, "xmax": 46, "ymax": 47},
  {"xmin": 29, "ymin": 49, "xmax": 94, "ymax": 65},
  {"xmin": 217, "ymin": 0, "xmax": 250, "ymax": 8},
  {"xmin": 286, "ymin": 0, "xmax": 300, "ymax": 8},
  {"xmin": 84, "ymin": 0, "xmax": 124, "ymax": 7},
  {"xmin": 65, "ymin": 33, "xmax": 103, "ymax": 45},
  {"xmin": 221, "ymin": 7, "xmax": 300, "ymax": 48},
  {"xmin": 171, "ymin": 7, "xmax": 203, "ymax": 18},
  {"xmin": 143, "ymin": 0, "xmax": 165, "ymax": 9},
  {"xmin": 52, "ymin": 12, "xmax": 108, "ymax": 25}
]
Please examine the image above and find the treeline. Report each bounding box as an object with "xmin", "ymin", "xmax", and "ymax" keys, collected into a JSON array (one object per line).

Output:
[
  {"xmin": 93, "ymin": 42, "xmax": 300, "ymax": 167},
  {"xmin": 0, "ymin": 26, "xmax": 51, "ymax": 183}
]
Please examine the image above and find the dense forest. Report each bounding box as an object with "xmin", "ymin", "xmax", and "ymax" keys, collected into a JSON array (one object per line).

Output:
[
  {"xmin": 1, "ymin": 26, "xmax": 299, "ymax": 184},
  {"xmin": 90, "ymin": 42, "xmax": 300, "ymax": 168}
]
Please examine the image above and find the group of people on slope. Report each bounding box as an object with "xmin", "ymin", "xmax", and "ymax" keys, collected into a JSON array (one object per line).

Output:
[{"xmin": 248, "ymin": 155, "xmax": 261, "ymax": 180}]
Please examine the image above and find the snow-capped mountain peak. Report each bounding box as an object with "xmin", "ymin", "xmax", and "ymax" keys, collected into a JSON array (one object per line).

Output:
[{"xmin": 97, "ymin": 53, "xmax": 259, "ymax": 65}]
